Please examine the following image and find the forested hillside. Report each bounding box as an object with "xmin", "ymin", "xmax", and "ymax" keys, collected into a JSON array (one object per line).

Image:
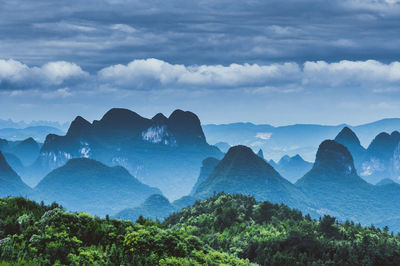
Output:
[{"xmin": 2, "ymin": 194, "xmax": 400, "ymax": 265}]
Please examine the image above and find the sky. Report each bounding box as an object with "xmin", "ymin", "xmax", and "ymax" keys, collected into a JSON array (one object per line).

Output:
[{"xmin": 1, "ymin": 0, "xmax": 400, "ymax": 126}]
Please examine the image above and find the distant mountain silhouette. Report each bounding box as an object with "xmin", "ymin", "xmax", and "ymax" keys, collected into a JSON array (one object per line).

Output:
[
  {"xmin": 114, "ymin": 194, "xmax": 177, "ymax": 222},
  {"xmin": 296, "ymin": 139, "xmax": 400, "ymax": 226},
  {"xmin": 31, "ymin": 108, "xmax": 223, "ymax": 198},
  {"xmin": 190, "ymin": 157, "xmax": 220, "ymax": 195},
  {"xmin": 359, "ymin": 131, "xmax": 400, "ymax": 184},
  {"xmin": 334, "ymin": 127, "xmax": 366, "ymax": 167},
  {"xmin": 202, "ymin": 118, "xmax": 400, "ymax": 162},
  {"xmin": 273, "ymin": 154, "xmax": 312, "ymax": 183},
  {"xmin": 34, "ymin": 158, "xmax": 161, "ymax": 216},
  {"xmin": 0, "ymin": 151, "xmax": 31, "ymax": 197},
  {"xmin": 214, "ymin": 142, "xmax": 231, "ymax": 153}
]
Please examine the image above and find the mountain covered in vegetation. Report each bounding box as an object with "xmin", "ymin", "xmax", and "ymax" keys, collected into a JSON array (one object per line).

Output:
[
  {"xmin": 193, "ymin": 145, "xmax": 313, "ymax": 211},
  {"xmin": 114, "ymin": 194, "xmax": 177, "ymax": 222},
  {"xmin": 2, "ymin": 194, "xmax": 400, "ymax": 265},
  {"xmin": 33, "ymin": 158, "xmax": 161, "ymax": 216},
  {"xmin": 31, "ymin": 108, "xmax": 222, "ymax": 198}
]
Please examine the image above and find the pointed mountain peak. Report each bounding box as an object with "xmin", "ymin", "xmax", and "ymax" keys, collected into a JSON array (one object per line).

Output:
[
  {"xmin": 21, "ymin": 137, "xmax": 37, "ymax": 145},
  {"xmin": 257, "ymin": 149, "xmax": 264, "ymax": 159},
  {"xmin": 215, "ymin": 145, "xmax": 276, "ymax": 172},
  {"xmin": 278, "ymin": 155, "xmax": 291, "ymax": 164},
  {"xmin": 291, "ymin": 154, "xmax": 304, "ymax": 161},
  {"xmin": 0, "ymin": 151, "xmax": 13, "ymax": 172},
  {"xmin": 335, "ymin": 127, "xmax": 361, "ymax": 146},
  {"xmin": 314, "ymin": 140, "xmax": 356, "ymax": 175},
  {"xmin": 67, "ymin": 116, "xmax": 91, "ymax": 136},
  {"xmin": 152, "ymin": 113, "xmax": 168, "ymax": 124},
  {"xmin": 142, "ymin": 194, "xmax": 171, "ymax": 208}
]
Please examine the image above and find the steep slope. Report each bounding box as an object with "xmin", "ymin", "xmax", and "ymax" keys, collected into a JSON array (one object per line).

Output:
[
  {"xmin": 0, "ymin": 151, "xmax": 31, "ymax": 197},
  {"xmin": 30, "ymin": 108, "xmax": 223, "ymax": 198},
  {"xmin": 114, "ymin": 194, "xmax": 177, "ymax": 222},
  {"xmin": 359, "ymin": 131, "xmax": 400, "ymax": 183},
  {"xmin": 34, "ymin": 158, "xmax": 161, "ymax": 216},
  {"xmin": 193, "ymin": 145, "xmax": 312, "ymax": 210},
  {"xmin": 190, "ymin": 157, "xmax": 220, "ymax": 195},
  {"xmin": 9, "ymin": 137, "xmax": 40, "ymax": 166},
  {"xmin": 334, "ymin": 126, "xmax": 366, "ymax": 167},
  {"xmin": 274, "ymin": 154, "xmax": 313, "ymax": 183},
  {"xmin": 296, "ymin": 140, "xmax": 400, "ymax": 224}
]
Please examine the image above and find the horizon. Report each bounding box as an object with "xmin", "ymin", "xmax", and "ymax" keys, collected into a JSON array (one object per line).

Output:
[{"xmin": 2, "ymin": 111, "xmax": 400, "ymax": 129}]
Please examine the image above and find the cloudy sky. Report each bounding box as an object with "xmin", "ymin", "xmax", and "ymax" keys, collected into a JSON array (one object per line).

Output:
[{"xmin": 1, "ymin": 0, "xmax": 400, "ymax": 125}]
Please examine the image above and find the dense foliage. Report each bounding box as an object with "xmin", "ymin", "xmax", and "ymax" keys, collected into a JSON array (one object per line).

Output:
[
  {"xmin": 0, "ymin": 197, "xmax": 249, "ymax": 265},
  {"xmin": 2, "ymin": 194, "xmax": 400, "ymax": 265},
  {"xmin": 165, "ymin": 193, "xmax": 400, "ymax": 266}
]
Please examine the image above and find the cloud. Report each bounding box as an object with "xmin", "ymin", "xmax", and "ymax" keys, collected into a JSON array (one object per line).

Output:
[
  {"xmin": 255, "ymin": 132, "xmax": 272, "ymax": 140},
  {"xmin": 303, "ymin": 60, "xmax": 400, "ymax": 87},
  {"xmin": 98, "ymin": 58, "xmax": 301, "ymax": 89},
  {"xmin": 2, "ymin": 58, "xmax": 400, "ymax": 95},
  {"xmin": 0, "ymin": 59, "xmax": 88, "ymax": 90}
]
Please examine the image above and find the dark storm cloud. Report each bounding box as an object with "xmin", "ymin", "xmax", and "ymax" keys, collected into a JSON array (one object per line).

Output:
[{"xmin": 1, "ymin": 0, "xmax": 400, "ymax": 71}]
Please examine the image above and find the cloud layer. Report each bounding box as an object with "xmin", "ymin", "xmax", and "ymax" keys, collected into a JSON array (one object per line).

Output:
[
  {"xmin": 1, "ymin": 0, "xmax": 400, "ymax": 71},
  {"xmin": 2, "ymin": 58, "xmax": 399, "ymax": 92}
]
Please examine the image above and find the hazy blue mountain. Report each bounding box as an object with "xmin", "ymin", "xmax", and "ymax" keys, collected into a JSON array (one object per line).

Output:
[
  {"xmin": 34, "ymin": 158, "xmax": 161, "ymax": 216},
  {"xmin": 0, "ymin": 151, "xmax": 31, "ymax": 197},
  {"xmin": 334, "ymin": 127, "xmax": 366, "ymax": 168},
  {"xmin": 273, "ymin": 154, "xmax": 313, "ymax": 183},
  {"xmin": 172, "ymin": 195, "xmax": 197, "ymax": 210},
  {"xmin": 32, "ymin": 108, "xmax": 223, "ymax": 199},
  {"xmin": 190, "ymin": 157, "xmax": 220, "ymax": 195},
  {"xmin": 0, "ymin": 126, "xmax": 64, "ymax": 142},
  {"xmin": 214, "ymin": 142, "xmax": 231, "ymax": 153},
  {"xmin": 2, "ymin": 152, "xmax": 24, "ymax": 173},
  {"xmin": 193, "ymin": 145, "xmax": 312, "ymax": 211},
  {"xmin": 268, "ymin": 159, "xmax": 278, "ymax": 169},
  {"xmin": 359, "ymin": 131, "xmax": 400, "ymax": 184},
  {"xmin": 7, "ymin": 137, "xmax": 40, "ymax": 166},
  {"xmin": 376, "ymin": 178, "xmax": 397, "ymax": 186},
  {"xmin": 0, "ymin": 118, "xmax": 68, "ymax": 131},
  {"xmin": 114, "ymin": 194, "xmax": 177, "ymax": 222},
  {"xmin": 296, "ymin": 139, "xmax": 400, "ymax": 227},
  {"xmin": 202, "ymin": 118, "xmax": 400, "ymax": 162}
]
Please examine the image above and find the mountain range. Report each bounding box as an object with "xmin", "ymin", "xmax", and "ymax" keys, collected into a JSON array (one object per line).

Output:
[
  {"xmin": 203, "ymin": 118, "xmax": 400, "ymax": 161},
  {"xmin": 29, "ymin": 108, "xmax": 222, "ymax": 199},
  {"xmin": 2, "ymin": 109, "xmax": 400, "ymax": 231}
]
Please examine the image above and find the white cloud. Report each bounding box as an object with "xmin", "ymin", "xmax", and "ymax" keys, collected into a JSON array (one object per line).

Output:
[
  {"xmin": 3, "ymin": 58, "xmax": 400, "ymax": 94},
  {"xmin": 256, "ymin": 132, "xmax": 272, "ymax": 140},
  {"xmin": 110, "ymin": 24, "xmax": 137, "ymax": 33},
  {"xmin": 98, "ymin": 58, "xmax": 301, "ymax": 89},
  {"xmin": 303, "ymin": 60, "xmax": 400, "ymax": 87},
  {"xmin": 0, "ymin": 59, "xmax": 88, "ymax": 89}
]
